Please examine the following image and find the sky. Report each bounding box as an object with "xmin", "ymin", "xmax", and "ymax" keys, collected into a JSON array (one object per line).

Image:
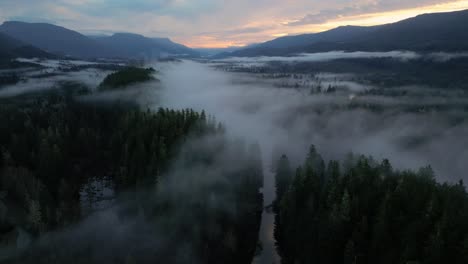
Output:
[{"xmin": 1, "ymin": 0, "xmax": 468, "ymax": 48}]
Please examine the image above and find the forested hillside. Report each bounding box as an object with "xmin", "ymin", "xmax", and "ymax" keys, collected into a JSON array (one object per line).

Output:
[
  {"xmin": 228, "ymin": 9, "xmax": 468, "ymax": 57},
  {"xmin": 0, "ymin": 84, "xmax": 263, "ymax": 264},
  {"xmin": 274, "ymin": 146, "xmax": 468, "ymax": 264},
  {"xmin": 0, "ymin": 32, "xmax": 52, "ymax": 65},
  {"xmin": 98, "ymin": 67, "xmax": 157, "ymax": 90},
  {"xmin": 0, "ymin": 86, "xmax": 209, "ymax": 231}
]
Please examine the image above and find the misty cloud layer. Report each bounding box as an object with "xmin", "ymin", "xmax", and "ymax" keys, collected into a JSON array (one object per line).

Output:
[
  {"xmin": 0, "ymin": 69, "xmax": 110, "ymax": 98},
  {"xmin": 218, "ymin": 51, "xmax": 468, "ymax": 65},
  {"xmin": 143, "ymin": 59, "xmax": 468, "ymax": 263},
  {"xmin": 5, "ymin": 132, "xmax": 263, "ymax": 263},
  {"xmin": 150, "ymin": 60, "xmax": 468, "ymax": 183},
  {"xmin": 2, "ymin": 57, "xmax": 467, "ymax": 264}
]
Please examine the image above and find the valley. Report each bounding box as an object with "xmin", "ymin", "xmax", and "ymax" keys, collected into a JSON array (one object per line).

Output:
[{"xmin": 2, "ymin": 6, "xmax": 468, "ymax": 264}]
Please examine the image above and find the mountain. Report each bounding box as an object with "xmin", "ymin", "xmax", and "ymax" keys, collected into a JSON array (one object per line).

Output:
[
  {"xmin": 195, "ymin": 46, "xmax": 246, "ymax": 57},
  {"xmin": 260, "ymin": 26, "xmax": 376, "ymax": 49},
  {"xmin": 0, "ymin": 32, "xmax": 52, "ymax": 60},
  {"xmin": 92, "ymin": 33, "xmax": 199, "ymax": 58},
  {"xmin": 0, "ymin": 21, "xmax": 199, "ymax": 59},
  {"xmin": 228, "ymin": 9, "xmax": 468, "ymax": 57},
  {"xmin": 0, "ymin": 21, "xmax": 113, "ymax": 58},
  {"xmin": 152, "ymin": 37, "xmax": 199, "ymax": 56}
]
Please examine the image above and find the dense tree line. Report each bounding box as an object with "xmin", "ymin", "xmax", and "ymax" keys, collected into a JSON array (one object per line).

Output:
[
  {"xmin": 274, "ymin": 145, "xmax": 468, "ymax": 264},
  {"xmin": 0, "ymin": 73, "xmax": 20, "ymax": 87},
  {"xmin": 0, "ymin": 88, "xmax": 213, "ymax": 233},
  {"xmin": 144, "ymin": 137, "xmax": 263, "ymax": 264},
  {"xmin": 99, "ymin": 67, "xmax": 157, "ymax": 90},
  {"xmin": 223, "ymin": 58, "xmax": 468, "ymax": 90},
  {"xmin": 0, "ymin": 86, "xmax": 263, "ymax": 264}
]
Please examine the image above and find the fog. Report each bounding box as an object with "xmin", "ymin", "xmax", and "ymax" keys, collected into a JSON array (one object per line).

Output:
[
  {"xmin": 7, "ymin": 133, "xmax": 263, "ymax": 264},
  {"xmin": 15, "ymin": 58, "xmax": 122, "ymax": 69},
  {"xmin": 0, "ymin": 69, "xmax": 110, "ymax": 97},
  {"xmin": 2, "ymin": 58, "xmax": 468, "ymax": 264},
  {"xmin": 147, "ymin": 60, "xmax": 468, "ymax": 263},
  {"xmin": 151, "ymin": 60, "xmax": 467, "ymax": 183},
  {"xmin": 427, "ymin": 52, "xmax": 468, "ymax": 62},
  {"xmin": 217, "ymin": 51, "xmax": 468, "ymax": 65}
]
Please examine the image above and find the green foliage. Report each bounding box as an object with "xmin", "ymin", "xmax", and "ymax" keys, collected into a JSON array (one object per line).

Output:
[
  {"xmin": 98, "ymin": 67, "xmax": 157, "ymax": 90},
  {"xmin": 0, "ymin": 90, "xmax": 214, "ymax": 234},
  {"xmin": 149, "ymin": 137, "xmax": 264, "ymax": 264},
  {"xmin": 275, "ymin": 145, "xmax": 468, "ymax": 264},
  {"xmin": 275, "ymin": 155, "xmax": 293, "ymax": 203},
  {"xmin": 0, "ymin": 88, "xmax": 263, "ymax": 264}
]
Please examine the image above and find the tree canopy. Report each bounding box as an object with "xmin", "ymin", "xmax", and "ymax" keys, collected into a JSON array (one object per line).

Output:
[
  {"xmin": 98, "ymin": 67, "xmax": 158, "ymax": 90},
  {"xmin": 274, "ymin": 146, "xmax": 468, "ymax": 264}
]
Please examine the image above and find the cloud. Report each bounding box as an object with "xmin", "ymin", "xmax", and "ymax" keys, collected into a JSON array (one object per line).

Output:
[
  {"xmin": 151, "ymin": 60, "xmax": 468, "ymax": 184},
  {"xmin": 198, "ymin": 26, "xmax": 268, "ymax": 37},
  {"xmin": 427, "ymin": 52, "xmax": 468, "ymax": 62},
  {"xmin": 6, "ymin": 16, "xmax": 57, "ymax": 24},
  {"xmin": 219, "ymin": 51, "xmax": 422, "ymax": 64},
  {"xmin": 218, "ymin": 51, "xmax": 468, "ymax": 65},
  {"xmin": 0, "ymin": 59, "xmax": 112, "ymax": 98},
  {"xmin": 286, "ymin": 0, "xmax": 459, "ymax": 26},
  {"xmin": 3, "ymin": 56, "xmax": 468, "ymax": 262},
  {"xmin": 1, "ymin": 0, "xmax": 468, "ymax": 47},
  {"xmin": 64, "ymin": 0, "xmax": 221, "ymax": 18},
  {"xmin": 286, "ymin": 6, "xmax": 369, "ymax": 26}
]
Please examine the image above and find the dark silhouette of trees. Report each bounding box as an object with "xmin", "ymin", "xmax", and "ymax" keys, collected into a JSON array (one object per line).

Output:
[
  {"xmin": 99, "ymin": 67, "xmax": 157, "ymax": 90},
  {"xmin": 274, "ymin": 145, "xmax": 468, "ymax": 264},
  {"xmin": 0, "ymin": 87, "xmax": 263, "ymax": 264}
]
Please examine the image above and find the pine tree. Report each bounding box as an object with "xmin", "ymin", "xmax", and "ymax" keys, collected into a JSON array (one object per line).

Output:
[{"xmin": 275, "ymin": 155, "xmax": 293, "ymax": 203}]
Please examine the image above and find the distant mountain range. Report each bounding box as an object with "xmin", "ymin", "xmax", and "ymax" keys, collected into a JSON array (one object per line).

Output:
[
  {"xmin": 0, "ymin": 21, "xmax": 112, "ymax": 58},
  {"xmin": 91, "ymin": 33, "xmax": 198, "ymax": 58},
  {"xmin": 2, "ymin": 9, "xmax": 468, "ymax": 60},
  {"xmin": 195, "ymin": 47, "xmax": 247, "ymax": 57},
  {"xmin": 0, "ymin": 21, "xmax": 199, "ymax": 59},
  {"xmin": 0, "ymin": 32, "xmax": 53, "ymax": 61},
  {"xmin": 227, "ymin": 9, "xmax": 468, "ymax": 57}
]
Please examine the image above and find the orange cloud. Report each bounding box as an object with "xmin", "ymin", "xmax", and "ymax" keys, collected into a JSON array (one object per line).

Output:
[{"xmin": 182, "ymin": 0, "xmax": 468, "ymax": 48}]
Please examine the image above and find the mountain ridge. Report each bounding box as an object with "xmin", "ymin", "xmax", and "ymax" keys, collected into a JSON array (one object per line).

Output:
[
  {"xmin": 0, "ymin": 31, "xmax": 53, "ymax": 60},
  {"xmin": 227, "ymin": 9, "xmax": 468, "ymax": 57},
  {"xmin": 0, "ymin": 21, "xmax": 113, "ymax": 58},
  {"xmin": 91, "ymin": 33, "xmax": 199, "ymax": 57},
  {"xmin": 0, "ymin": 21, "xmax": 198, "ymax": 59}
]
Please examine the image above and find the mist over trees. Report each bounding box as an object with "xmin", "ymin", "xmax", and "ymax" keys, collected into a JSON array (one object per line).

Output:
[
  {"xmin": 2, "ymin": 14, "xmax": 468, "ymax": 261},
  {"xmin": 0, "ymin": 85, "xmax": 210, "ymax": 232},
  {"xmin": 0, "ymin": 80, "xmax": 263, "ymax": 263}
]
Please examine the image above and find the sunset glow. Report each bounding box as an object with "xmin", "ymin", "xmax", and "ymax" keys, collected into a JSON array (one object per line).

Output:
[
  {"xmin": 1, "ymin": 0, "xmax": 468, "ymax": 48},
  {"xmin": 185, "ymin": 0, "xmax": 468, "ymax": 48}
]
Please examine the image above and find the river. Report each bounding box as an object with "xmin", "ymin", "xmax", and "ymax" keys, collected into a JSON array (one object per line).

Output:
[
  {"xmin": 252, "ymin": 167, "xmax": 281, "ymax": 264},
  {"xmin": 155, "ymin": 60, "xmax": 284, "ymax": 264}
]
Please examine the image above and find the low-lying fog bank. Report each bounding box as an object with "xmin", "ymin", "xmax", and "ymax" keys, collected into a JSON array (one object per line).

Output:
[
  {"xmin": 152, "ymin": 60, "xmax": 468, "ymax": 184},
  {"xmin": 148, "ymin": 59, "xmax": 468, "ymax": 264},
  {"xmin": 216, "ymin": 51, "xmax": 468, "ymax": 65},
  {"xmin": 2, "ymin": 57, "xmax": 465, "ymax": 184},
  {"xmin": 2, "ymin": 56, "xmax": 467, "ymax": 264},
  {"xmin": 0, "ymin": 58, "xmax": 131, "ymax": 98}
]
